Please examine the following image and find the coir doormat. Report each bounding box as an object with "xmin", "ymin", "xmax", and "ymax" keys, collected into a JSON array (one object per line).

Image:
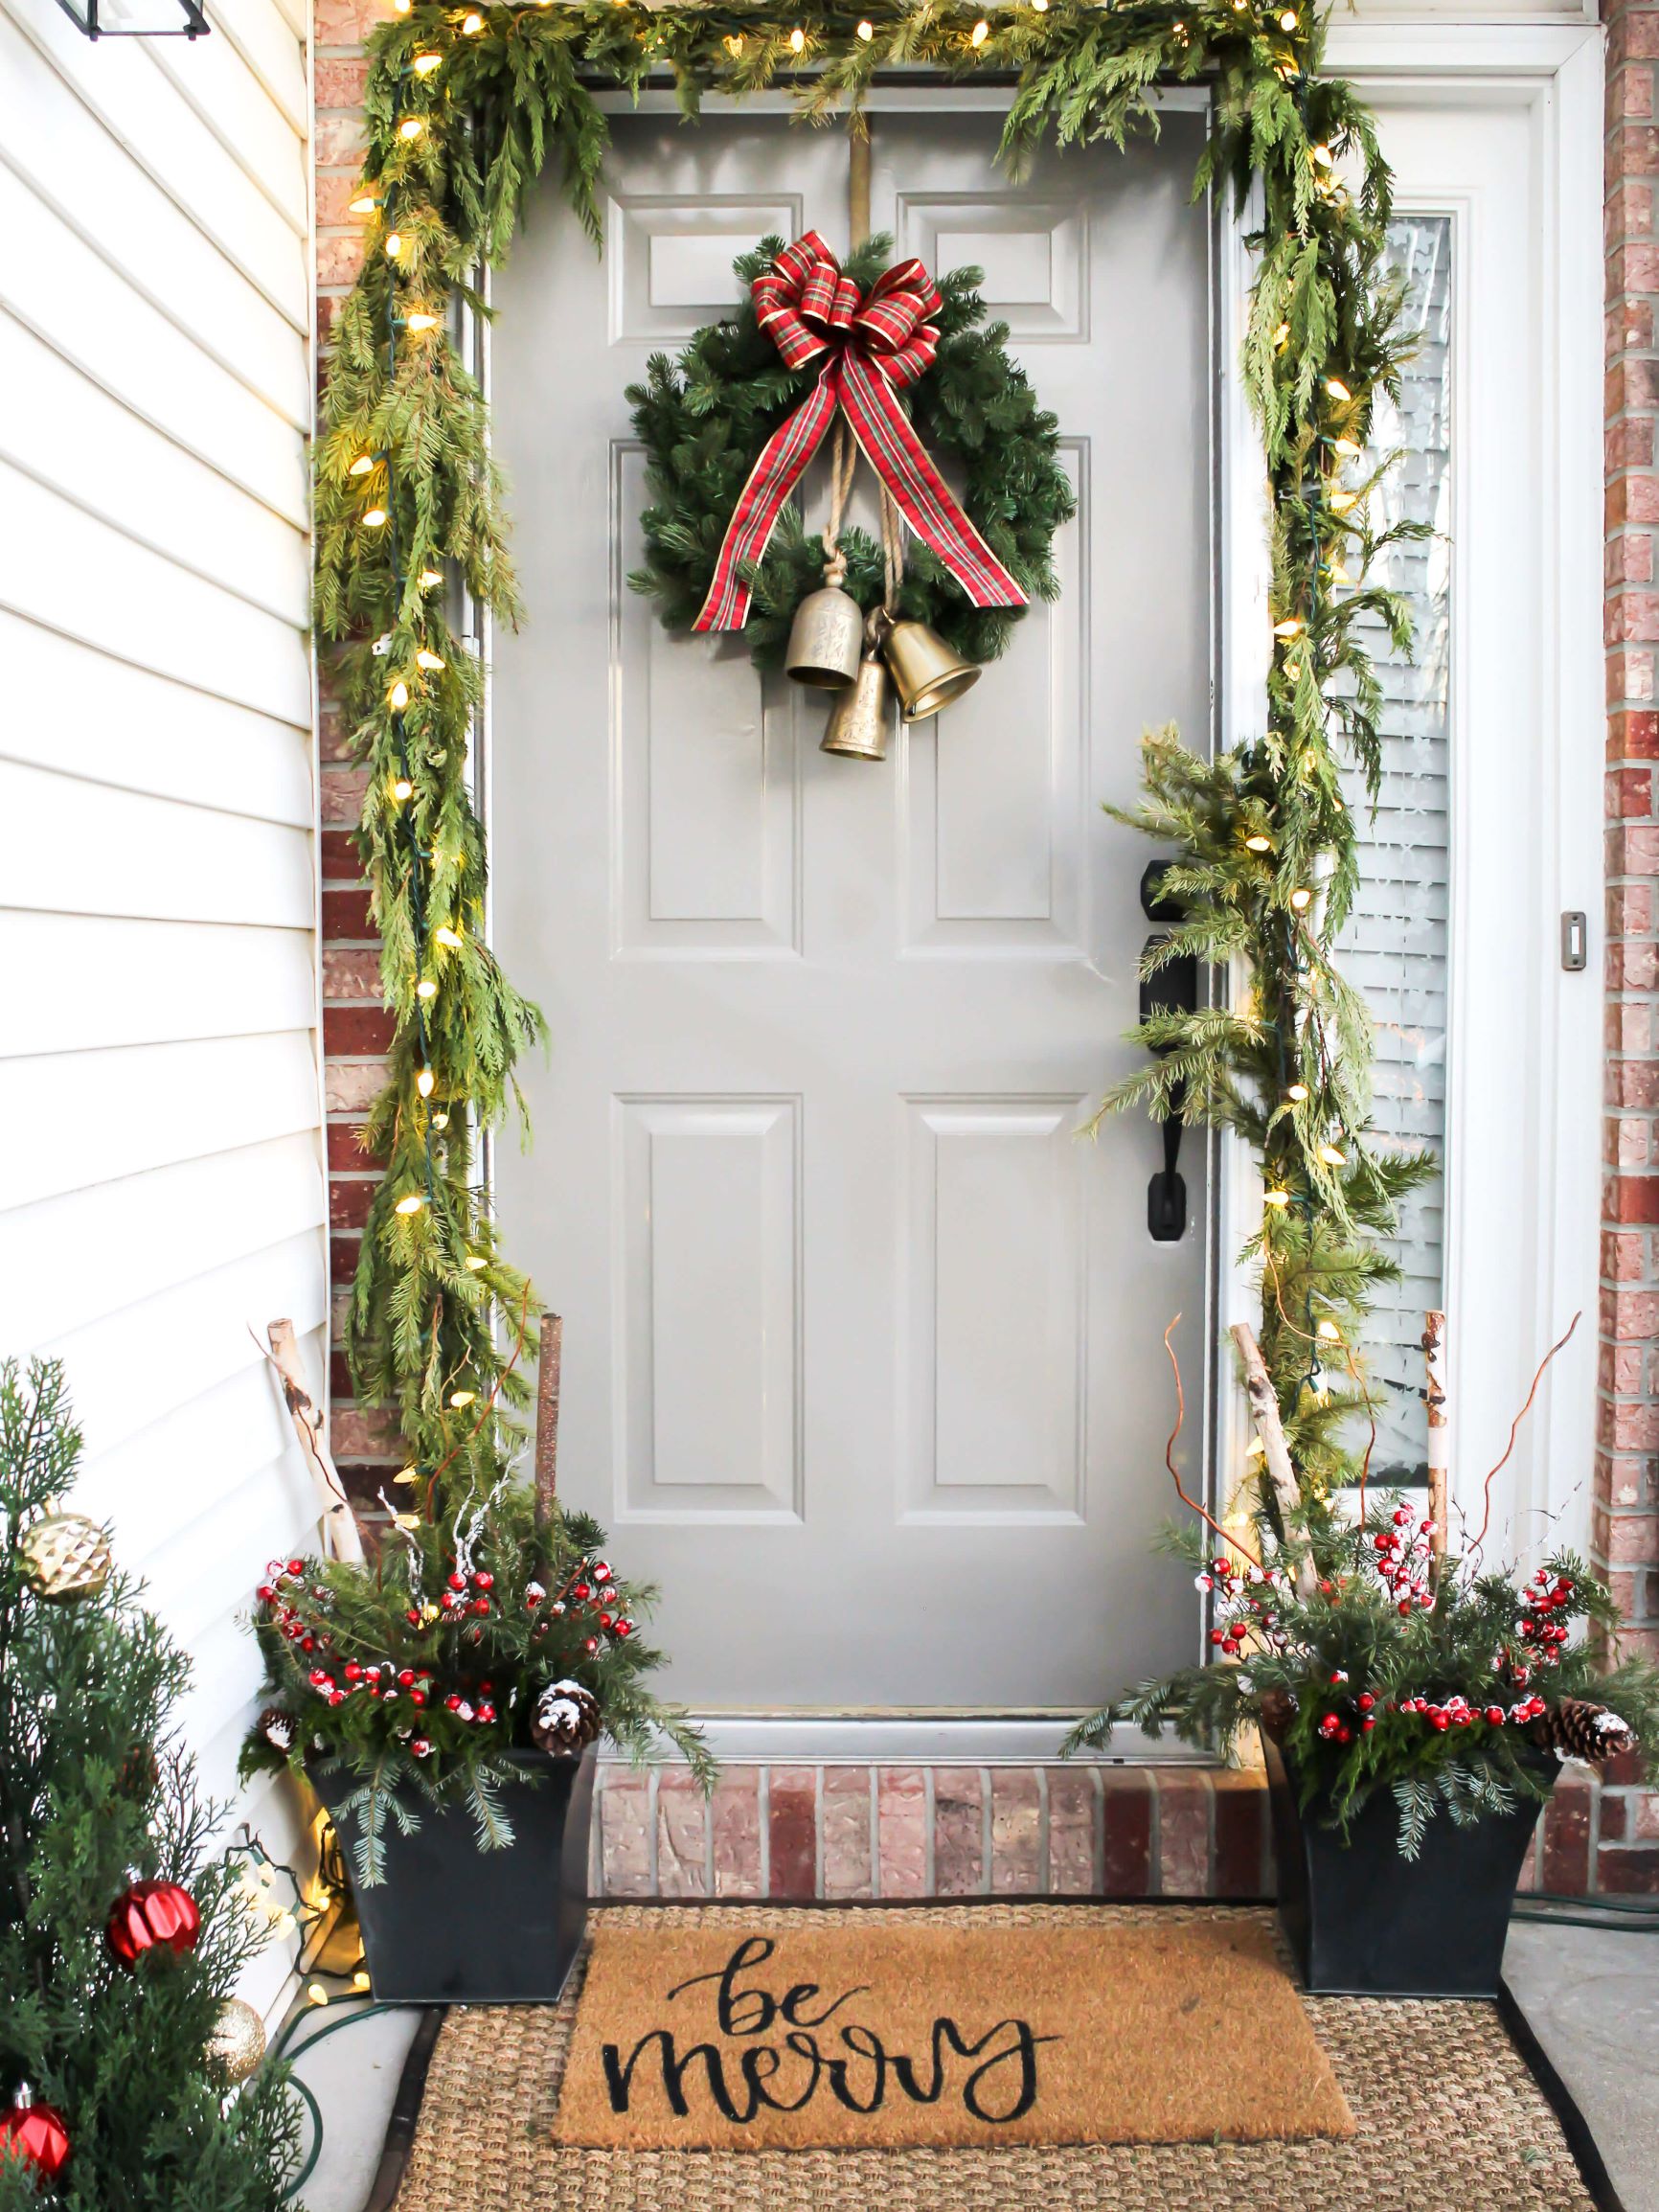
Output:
[{"xmin": 549, "ymin": 1911, "xmax": 1352, "ymax": 2151}]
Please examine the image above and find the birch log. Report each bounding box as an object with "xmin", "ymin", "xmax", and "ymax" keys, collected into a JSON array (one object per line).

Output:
[
  {"xmin": 1423, "ymin": 1309, "xmax": 1449, "ymax": 1578},
  {"xmin": 534, "ymin": 1312, "xmax": 563, "ymax": 1538},
  {"xmin": 264, "ymin": 1319, "xmax": 364, "ymax": 1562},
  {"xmin": 1231, "ymin": 1322, "xmax": 1317, "ymax": 1597}
]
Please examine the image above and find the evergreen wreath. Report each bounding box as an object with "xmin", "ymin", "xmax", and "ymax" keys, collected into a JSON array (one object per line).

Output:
[{"xmin": 626, "ymin": 233, "xmax": 1076, "ymax": 669}]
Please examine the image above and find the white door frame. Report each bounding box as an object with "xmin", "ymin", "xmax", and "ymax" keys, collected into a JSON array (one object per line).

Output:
[{"xmin": 1217, "ymin": 21, "xmax": 1604, "ymax": 1571}]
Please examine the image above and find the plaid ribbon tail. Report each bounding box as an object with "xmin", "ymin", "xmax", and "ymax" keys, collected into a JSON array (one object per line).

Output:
[
  {"xmin": 693, "ymin": 368, "xmax": 840, "ymax": 632},
  {"xmin": 839, "ymin": 352, "xmax": 1026, "ymax": 613}
]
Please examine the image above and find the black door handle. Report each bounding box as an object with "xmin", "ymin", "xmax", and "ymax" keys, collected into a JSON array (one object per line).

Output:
[{"xmin": 1138, "ymin": 864, "xmax": 1197, "ymax": 1243}]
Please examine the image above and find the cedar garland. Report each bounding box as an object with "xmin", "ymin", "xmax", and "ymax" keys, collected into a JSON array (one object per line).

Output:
[{"xmin": 318, "ymin": 0, "xmax": 1431, "ymax": 1534}]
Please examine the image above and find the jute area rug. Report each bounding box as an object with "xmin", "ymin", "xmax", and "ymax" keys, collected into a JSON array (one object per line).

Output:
[{"xmin": 393, "ymin": 1904, "xmax": 1598, "ymax": 2211}]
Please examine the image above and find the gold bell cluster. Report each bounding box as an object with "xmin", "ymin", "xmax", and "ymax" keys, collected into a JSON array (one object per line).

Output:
[{"xmin": 784, "ymin": 582, "xmax": 979, "ymax": 761}]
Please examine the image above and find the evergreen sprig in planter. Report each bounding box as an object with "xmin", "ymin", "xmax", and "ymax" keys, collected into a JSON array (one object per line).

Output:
[
  {"xmin": 1066, "ymin": 1320, "xmax": 1659, "ymax": 1998},
  {"xmin": 241, "ymin": 1477, "xmax": 712, "ymax": 2004}
]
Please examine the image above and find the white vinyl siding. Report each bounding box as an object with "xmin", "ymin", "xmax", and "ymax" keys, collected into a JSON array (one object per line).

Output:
[{"xmin": 0, "ymin": 0, "xmax": 319, "ymax": 2013}]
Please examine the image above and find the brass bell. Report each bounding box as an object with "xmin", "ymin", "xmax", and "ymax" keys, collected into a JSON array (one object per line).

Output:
[
  {"xmin": 821, "ymin": 649, "xmax": 892, "ymax": 762},
  {"xmin": 880, "ymin": 620, "xmax": 981, "ymax": 721},
  {"xmin": 785, "ymin": 584, "xmax": 865, "ymax": 689}
]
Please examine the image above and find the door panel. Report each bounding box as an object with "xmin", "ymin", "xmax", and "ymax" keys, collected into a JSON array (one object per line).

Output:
[{"xmin": 490, "ymin": 104, "xmax": 1215, "ymax": 1711}]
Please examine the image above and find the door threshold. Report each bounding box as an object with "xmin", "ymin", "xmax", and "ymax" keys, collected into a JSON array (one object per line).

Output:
[{"xmin": 608, "ymin": 1714, "xmax": 1216, "ymax": 1765}]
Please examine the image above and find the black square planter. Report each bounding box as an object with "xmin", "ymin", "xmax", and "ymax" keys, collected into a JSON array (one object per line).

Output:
[
  {"xmin": 1263, "ymin": 1733, "xmax": 1554, "ymax": 1997},
  {"xmin": 307, "ymin": 1746, "xmax": 596, "ymax": 2004}
]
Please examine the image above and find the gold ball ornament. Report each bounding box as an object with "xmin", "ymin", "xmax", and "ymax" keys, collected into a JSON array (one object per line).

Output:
[
  {"xmin": 206, "ymin": 1997, "xmax": 266, "ymax": 2087},
  {"xmin": 20, "ymin": 1512, "xmax": 113, "ymax": 1604}
]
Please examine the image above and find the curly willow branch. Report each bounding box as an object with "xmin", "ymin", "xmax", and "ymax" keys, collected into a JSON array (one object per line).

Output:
[{"xmin": 317, "ymin": 0, "xmax": 1419, "ymax": 1545}]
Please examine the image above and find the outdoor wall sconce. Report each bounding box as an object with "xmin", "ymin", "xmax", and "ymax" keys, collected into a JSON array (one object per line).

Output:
[{"xmin": 56, "ymin": 0, "xmax": 208, "ymax": 35}]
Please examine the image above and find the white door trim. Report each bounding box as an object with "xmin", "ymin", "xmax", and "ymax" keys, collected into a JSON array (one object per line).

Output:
[{"xmin": 1216, "ymin": 22, "xmax": 1603, "ymax": 1568}]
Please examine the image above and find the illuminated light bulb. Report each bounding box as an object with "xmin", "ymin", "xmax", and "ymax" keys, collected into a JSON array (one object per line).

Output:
[
  {"xmin": 1324, "ymin": 376, "xmax": 1351, "ymax": 401},
  {"xmin": 412, "ymin": 50, "xmax": 443, "ymax": 72},
  {"xmin": 417, "ymin": 1068, "xmax": 436, "ymax": 1097},
  {"xmin": 393, "ymin": 1511, "xmax": 420, "ymax": 1532},
  {"xmin": 392, "ymin": 777, "xmax": 414, "ymax": 801},
  {"xmin": 394, "ymin": 1466, "xmax": 420, "ymax": 1484},
  {"xmin": 385, "ymin": 232, "xmax": 403, "ymax": 259},
  {"xmin": 274, "ymin": 1910, "xmax": 297, "ymax": 1936},
  {"xmin": 1246, "ymin": 1436, "xmax": 1266, "ymax": 1459},
  {"xmin": 431, "ymin": 1111, "xmax": 449, "ymax": 1130},
  {"xmin": 395, "ymin": 1192, "xmax": 425, "ymax": 1216},
  {"xmin": 1332, "ymin": 435, "xmax": 1362, "ymax": 457},
  {"xmin": 1318, "ymin": 1143, "xmax": 1348, "ymax": 1167},
  {"xmin": 462, "ymin": 10, "xmax": 485, "ymax": 28},
  {"xmin": 970, "ymin": 17, "xmax": 989, "ymax": 41},
  {"xmin": 416, "ymin": 649, "xmax": 446, "ymax": 671},
  {"xmin": 353, "ymin": 1970, "xmax": 373, "ymax": 1992},
  {"xmin": 1316, "ymin": 1319, "xmax": 1342, "ymax": 1343},
  {"xmin": 419, "ymin": 568, "xmax": 443, "ymax": 589},
  {"xmin": 1273, "ymin": 618, "xmax": 1303, "ymax": 638},
  {"xmin": 1286, "ymin": 1082, "xmax": 1310, "ymax": 1103},
  {"xmin": 1310, "ymin": 143, "xmax": 1333, "ymax": 168},
  {"xmin": 1279, "ymin": 7, "xmax": 1297, "ymax": 24},
  {"xmin": 417, "ymin": 976, "xmax": 439, "ymax": 1000},
  {"xmin": 388, "ymin": 681, "xmax": 410, "ymax": 711},
  {"xmin": 449, "ymin": 1389, "xmax": 477, "ymax": 1408},
  {"xmin": 724, "ymin": 32, "xmax": 743, "ymax": 52},
  {"xmin": 307, "ymin": 1983, "xmax": 330, "ymax": 2006},
  {"xmin": 1329, "ymin": 490, "xmax": 1357, "ymax": 513},
  {"xmin": 398, "ymin": 116, "xmax": 424, "ymax": 140},
  {"xmin": 1272, "ymin": 321, "xmax": 1290, "ymax": 348},
  {"xmin": 405, "ymin": 310, "xmax": 442, "ymax": 333},
  {"xmin": 349, "ymin": 453, "xmax": 375, "ymax": 477},
  {"xmin": 856, "ymin": 16, "xmax": 873, "ymax": 33},
  {"xmin": 1243, "ymin": 833, "xmax": 1273, "ymax": 854},
  {"xmin": 789, "ymin": 25, "xmax": 805, "ymax": 49},
  {"xmin": 394, "ymin": 0, "xmax": 410, "ymax": 11},
  {"xmin": 434, "ymin": 924, "xmax": 464, "ymax": 947},
  {"xmin": 1289, "ymin": 887, "xmax": 1313, "ymax": 912},
  {"xmin": 1329, "ymin": 561, "xmax": 1352, "ymax": 584},
  {"xmin": 1263, "ymin": 1189, "xmax": 1292, "ymax": 1209},
  {"xmin": 362, "ymin": 507, "xmax": 389, "ymax": 528},
  {"xmin": 1284, "ymin": 660, "xmax": 1302, "ymax": 680},
  {"xmin": 465, "ymin": 1254, "xmax": 488, "ymax": 1270},
  {"xmin": 349, "ymin": 194, "xmax": 381, "ymax": 216}
]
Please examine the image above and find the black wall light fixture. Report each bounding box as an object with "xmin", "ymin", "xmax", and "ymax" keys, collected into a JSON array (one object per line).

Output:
[{"xmin": 56, "ymin": 0, "xmax": 207, "ymax": 34}]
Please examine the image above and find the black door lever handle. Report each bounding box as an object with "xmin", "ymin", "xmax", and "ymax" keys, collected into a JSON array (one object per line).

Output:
[{"xmin": 1138, "ymin": 864, "xmax": 1197, "ymax": 1243}]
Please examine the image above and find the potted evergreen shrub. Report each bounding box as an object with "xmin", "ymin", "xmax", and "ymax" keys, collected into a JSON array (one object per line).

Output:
[
  {"xmin": 240, "ymin": 1338, "xmax": 711, "ymax": 2005},
  {"xmin": 1067, "ymin": 1325, "xmax": 1659, "ymax": 1998}
]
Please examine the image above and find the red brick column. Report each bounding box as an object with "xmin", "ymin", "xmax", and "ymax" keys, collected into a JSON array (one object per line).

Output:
[
  {"xmin": 1604, "ymin": 0, "xmax": 1659, "ymax": 1672},
  {"xmin": 317, "ymin": 0, "xmax": 401, "ymax": 1511}
]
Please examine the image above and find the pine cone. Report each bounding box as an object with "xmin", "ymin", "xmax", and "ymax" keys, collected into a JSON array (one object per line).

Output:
[
  {"xmin": 530, "ymin": 1678, "xmax": 602, "ymax": 1757},
  {"xmin": 1533, "ymin": 1697, "xmax": 1637, "ymax": 1763},
  {"xmin": 258, "ymin": 1706, "xmax": 296, "ymax": 1757}
]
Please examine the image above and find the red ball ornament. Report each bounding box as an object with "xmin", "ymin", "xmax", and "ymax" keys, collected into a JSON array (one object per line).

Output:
[
  {"xmin": 1, "ymin": 2087, "xmax": 70, "ymax": 2182},
  {"xmin": 106, "ymin": 1878, "xmax": 202, "ymax": 1970}
]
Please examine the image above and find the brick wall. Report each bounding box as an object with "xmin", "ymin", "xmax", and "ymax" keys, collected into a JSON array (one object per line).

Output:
[
  {"xmin": 1605, "ymin": 0, "xmax": 1659, "ymax": 1672},
  {"xmin": 317, "ymin": 0, "xmax": 401, "ymax": 1508},
  {"xmin": 313, "ymin": 4, "xmax": 1659, "ymax": 1895}
]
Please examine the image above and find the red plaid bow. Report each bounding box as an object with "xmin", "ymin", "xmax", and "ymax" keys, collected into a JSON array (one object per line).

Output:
[{"xmin": 693, "ymin": 232, "xmax": 1026, "ymax": 632}]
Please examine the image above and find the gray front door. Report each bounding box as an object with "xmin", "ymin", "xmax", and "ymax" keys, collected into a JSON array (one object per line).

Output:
[{"xmin": 490, "ymin": 97, "xmax": 1215, "ymax": 1715}]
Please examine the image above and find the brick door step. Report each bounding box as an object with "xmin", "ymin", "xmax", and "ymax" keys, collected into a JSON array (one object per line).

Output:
[{"xmin": 588, "ymin": 1760, "xmax": 1659, "ymax": 1902}]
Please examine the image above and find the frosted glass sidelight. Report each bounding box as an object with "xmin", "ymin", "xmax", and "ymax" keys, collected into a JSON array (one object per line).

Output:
[{"xmin": 1337, "ymin": 216, "xmax": 1451, "ymax": 1483}]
